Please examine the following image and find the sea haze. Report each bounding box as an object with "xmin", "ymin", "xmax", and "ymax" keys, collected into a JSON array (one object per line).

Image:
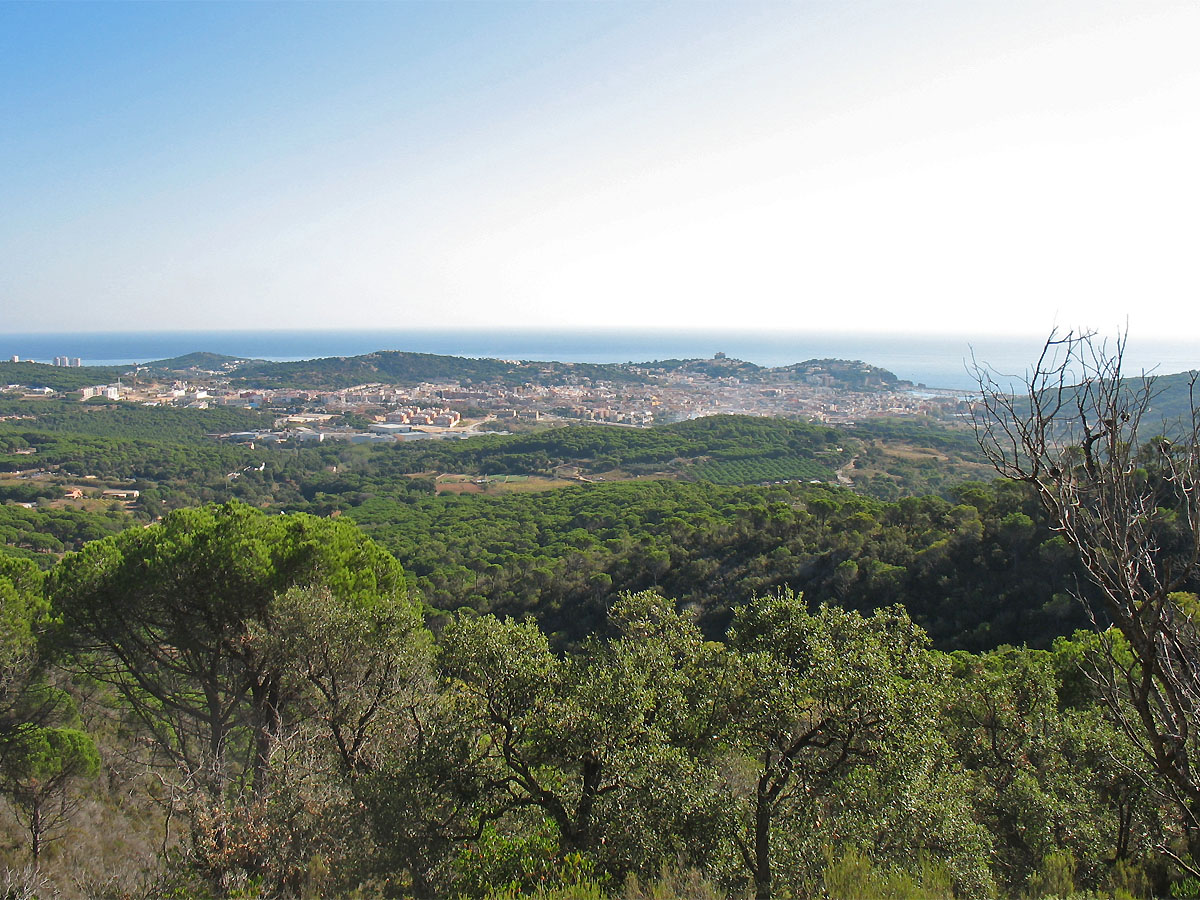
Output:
[{"xmin": 2, "ymin": 330, "xmax": 1197, "ymax": 392}]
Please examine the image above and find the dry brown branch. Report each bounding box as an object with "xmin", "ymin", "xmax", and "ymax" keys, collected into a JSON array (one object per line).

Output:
[{"xmin": 973, "ymin": 329, "xmax": 1200, "ymax": 850}]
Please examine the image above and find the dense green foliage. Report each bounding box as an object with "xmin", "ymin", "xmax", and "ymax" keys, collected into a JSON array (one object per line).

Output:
[
  {"xmin": 341, "ymin": 478, "xmax": 1090, "ymax": 651},
  {"xmin": 223, "ymin": 351, "xmax": 903, "ymax": 392},
  {"xmin": 0, "ymin": 362, "xmax": 129, "ymax": 391},
  {"xmin": 1134, "ymin": 369, "xmax": 1200, "ymax": 429},
  {"xmin": 228, "ymin": 351, "xmax": 639, "ymax": 390},
  {"xmin": 359, "ymin": 415, "xmax": 846, "ymax": 479},
  {"xmin": 848, "ymin": 416, "xmax": 981, "ymax": 455},
  {"xmin": 142, "ymin": 351, "xmax": 244, "ymax": 371},
  {"xmin": 0, "ymin": 503, "xmax": 129, "ymax": 563},
  {"xmin": 0, "ymin": 397, "xmax": 273, "ymax": 442},
  {"xmin": 690, "ymin": 451, "xmax": 833, "ymax": 484},
  {"xmin": 0, "ymin": 539, "xmax": 1186, "ymax": 898},
  {"xmin": 50, "ymin": 502, "xmax": 412, "ymax": 797},
  {"xmin": 0, "ymin": 558, "xmax": 100, "ymax": 862}
]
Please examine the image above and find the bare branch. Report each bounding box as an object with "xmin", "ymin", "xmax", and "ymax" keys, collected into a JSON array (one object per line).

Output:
[{"xmin": 974, "ymin": 328, "xmax": 1200, "ymax": 840}]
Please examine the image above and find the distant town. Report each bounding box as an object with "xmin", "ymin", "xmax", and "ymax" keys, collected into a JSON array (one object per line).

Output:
[{"xmin": 3, "ymin": 350, "xmax": 976, "ymax": 447}]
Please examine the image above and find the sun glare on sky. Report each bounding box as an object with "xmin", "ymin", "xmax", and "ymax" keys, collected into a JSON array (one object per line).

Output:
[{"xmin": 2, "ymin": 1, "xmax": 1197, "ymax": 339}]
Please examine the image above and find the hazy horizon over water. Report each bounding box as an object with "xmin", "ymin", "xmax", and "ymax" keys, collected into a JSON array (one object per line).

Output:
[{"xmin": 2, "ymin": 329, "xmax": 1197, "ymax": 392}]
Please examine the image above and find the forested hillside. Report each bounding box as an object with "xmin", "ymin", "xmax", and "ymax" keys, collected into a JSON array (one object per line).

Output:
[
  {"xmin": 0, "ymin": 361, "xmax": 129, "ymax": 391},
  {"xmin": 1, "ymin": 377, "xmax": 1197, "ymax": 898},
  {"xmin": 342, "ymin": 478, "xmax": 1090, "ymax": 650},
  {"xmin": 329, "ymin": 415, "xmax": 848, "ymax": 481},
  {"xmin": 0, "ymin": 505, "xmax": 1182, "ymax": 899},
  {"xmin": 227, "ymin": 350, "xmax": 638, "ymax": 389},
  {"xmin": 222, "ymin": 350, "xmax": 906, "ymax": 391}
]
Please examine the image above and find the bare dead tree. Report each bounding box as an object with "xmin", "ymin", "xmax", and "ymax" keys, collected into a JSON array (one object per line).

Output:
[{"xmin": 972, "ymin": 329, "xmax": 1200, "ymax": 872}]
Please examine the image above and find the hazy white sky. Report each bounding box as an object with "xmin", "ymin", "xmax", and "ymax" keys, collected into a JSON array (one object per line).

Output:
[{"xmin": 2, "ymin": 1, "xmax": 1198, "ymax": 338}]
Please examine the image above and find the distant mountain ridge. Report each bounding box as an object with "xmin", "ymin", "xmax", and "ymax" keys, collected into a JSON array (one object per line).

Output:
[
  {"xmin": 1139, "ymin": 369, "xmax": 1200, "ymax": 424},
  {"xmin": 219, "ymin": 349, "xmax": 908, "ymax": 391}
]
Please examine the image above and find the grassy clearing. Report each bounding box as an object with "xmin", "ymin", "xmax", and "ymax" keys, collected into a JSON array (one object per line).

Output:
[{"xmin": 434, "ymin": 474, "xmax": 577, "ymax": 495}]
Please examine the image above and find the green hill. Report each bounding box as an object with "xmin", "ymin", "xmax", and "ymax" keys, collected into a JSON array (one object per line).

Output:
[
  {"xmin": 143, "ymin": 351, "xmax": 248, "ymax": 372},
  {"xmin": 222, "ymin": 349, "xmax": 906, "ymax": 392},
  {"xmin": 0, "ymin": 361, "xmax": 129, "ymax": 392}
]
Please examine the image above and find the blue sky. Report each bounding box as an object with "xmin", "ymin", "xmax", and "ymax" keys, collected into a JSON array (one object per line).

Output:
[{"xmin": 3, "ymin": 1, "xmax": 1198, "ymax": 339}]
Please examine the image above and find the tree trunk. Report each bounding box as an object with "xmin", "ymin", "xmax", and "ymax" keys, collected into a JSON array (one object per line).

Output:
[
  {"xmin": 754, "ymin": 769, "xmax": 773, "ymax": 900},
  {"xmin": 250, "ymin": 670, "xmax": 281, "ymax": 799},
  {"xmin": 29, "ymin": 797, "xmax": 42, "ymax": 864},
  {"xmin": 409, "ymin": 859, "xmax": 434, "ymax": 900}
]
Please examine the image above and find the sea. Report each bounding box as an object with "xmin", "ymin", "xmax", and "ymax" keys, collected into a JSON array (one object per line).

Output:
[{"xmin": 2, "ymin": 329, "xmax": 1197, "ymax": 393}]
